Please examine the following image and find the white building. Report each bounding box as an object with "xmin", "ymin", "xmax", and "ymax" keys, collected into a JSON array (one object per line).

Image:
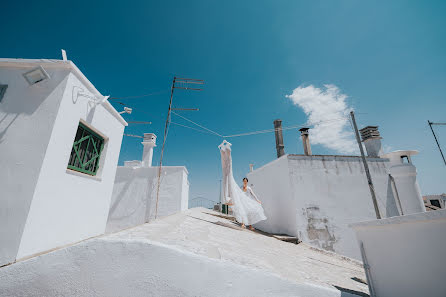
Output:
[
  {"xmin": 106, "ymin": 133, "xmax": 189, "ymax": 233},
  {"xmin": 0, "ymin": 58, "xmax": 127, "ymax": 266},
  {"xmin": 247, "ymin": 125, "xmax": 425, "ymax": 259},
  {"xmin": 351, "ymin": 209, "xmax": 446, "ymax": 297}
]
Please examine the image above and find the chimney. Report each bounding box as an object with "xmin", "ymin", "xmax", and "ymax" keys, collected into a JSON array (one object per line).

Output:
[
  {"xmin": 141, "ymin": 133, "xmax": 157, "ymax": 167},
  {"xmin": 274, "ymin": 119, "xmax": 285, "ymax": 158},
  {"xmin": 249, "ymin": 164, "xmax": 254, "ymax": 172},
  {"xmin": 299, "ymin": 128, "xmax": 312, "ymax": 156},
  {"xmin": 359, "ymin": 126, "xmax": 382, "ymax": 157}
]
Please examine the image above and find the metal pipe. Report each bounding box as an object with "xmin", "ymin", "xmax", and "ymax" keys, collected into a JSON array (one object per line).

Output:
[
  {"xmin": 428, "ymin": 120, "xmax": 446, "ymax": 166},
  {"xmin": 273, "ymin": 119, "xmax": 285, "ymax": 158},
  {"xmin": 299, "ymin": 128, "xmax": 312, "ymax": 156},
  {"xmin": 351, "ymin": 111, "xmax": 381, "ymax": 219}
]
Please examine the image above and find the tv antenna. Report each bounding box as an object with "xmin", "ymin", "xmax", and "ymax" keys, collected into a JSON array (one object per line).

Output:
[{"xmin": 154, "ymin": 77, "xmax": 204, "ymax": 219}]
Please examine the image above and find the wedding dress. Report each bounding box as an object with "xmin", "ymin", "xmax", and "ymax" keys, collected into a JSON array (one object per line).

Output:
[{"xmin": 219, "ymin": 140, "xmax": 267, "ymax": 225}]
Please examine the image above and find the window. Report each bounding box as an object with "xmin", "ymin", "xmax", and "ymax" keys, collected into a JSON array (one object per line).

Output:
[
  {"xmin": 431, "ymin": 199, "xmax": 441, "ymax": 208},
  {"xmin": 23, "ymin": 66, "xmax": 50, "ymax": 85},
  {"xmin": 0, "ymin": 84, "xmax": 7, "ymax": 102},
  {"xmin": 67, "ymin": 122, "xmax": 105, "ymax": 176},
  {"xmin": 401, "ymin": 155, "xmax": 410, "ymax": 163}
]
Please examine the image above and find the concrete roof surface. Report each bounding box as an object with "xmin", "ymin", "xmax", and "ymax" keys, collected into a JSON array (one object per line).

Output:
[{"xmin": 107, "ymin": 207, "xmax": 369, "ymax": 295}]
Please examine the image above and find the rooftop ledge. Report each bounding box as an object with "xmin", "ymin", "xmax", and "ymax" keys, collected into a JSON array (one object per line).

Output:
[
  {"xmin": 350, "ymin": 208, "xmax": 446, "ymax": 229},
  {"xmin": 288, "ymin": 154, "xmax": 387, "ymax": 163},
  {"xmin": 0, "ymin": 58, "xmax": 128, "ymax": 127}
]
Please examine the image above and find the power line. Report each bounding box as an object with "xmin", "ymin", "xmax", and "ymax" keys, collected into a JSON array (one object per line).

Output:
[
  {"xmin": 171, "ymin": 111, "xmax": 223, "ymax": 137},
  {"xmin": 171, "ymin": 121, "xmax": 218, "ymax": 136},
  {"xmin": 171, "ymin": 111, "xmax": 349, "ymax": 139}
]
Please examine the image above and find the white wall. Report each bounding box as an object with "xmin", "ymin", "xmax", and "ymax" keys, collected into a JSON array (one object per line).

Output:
[
  {"xmin": 248, "ymin": 154, "xmax": 399, "ymax": 260},
  {"xmin": 0, "ymin": 238, "xmax": 347, "ymax": 297},
  {"xmin": 247, "ymin": 156, "xmax": 296, "ymax": 235},
  {"xmin": 16, "ymin": 72, "xmax": 125, "ymax": 259},
  {"xmin": 106, "ymin": 166, "xmax": 189, "ymax": 233},
  {"xmin": 351, "ymin": 209, "xmax": 446, "ymax": 297},
  {"xmin": 0, "ymin": 65, "xmax": 71, "ymax": 266}
]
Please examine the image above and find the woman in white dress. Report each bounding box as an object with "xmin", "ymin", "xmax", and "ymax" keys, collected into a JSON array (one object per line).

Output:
[
  {"xmin": 219, "ymin": 140, "xmax": 267, "ymax": 230},
  {"xmin": 241, "ymin": 177, "xmax": 263, "ymax": 230}
]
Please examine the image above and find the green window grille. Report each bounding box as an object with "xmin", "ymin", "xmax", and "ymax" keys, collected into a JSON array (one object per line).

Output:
[{"xmin": 67, "ymin": 122, "xmax": 105, "ymax": 176}]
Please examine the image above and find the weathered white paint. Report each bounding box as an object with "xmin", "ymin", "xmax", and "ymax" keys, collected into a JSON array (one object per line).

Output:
[
  {"xmin": 247, "ymin": 153, "xmax": 425, "ymax": 259},
  {"xmin": 350, "ymin": 209, "xmax": 446, "ymax": 297},
  {"xmin": 106, "ymin": 165, "xmax": 189, "ymax": 233},
  {"xmin": 0, "ymin": 59, "xmax": 126, "ymax": 265},
  {"xmin": 0, "ymin": 208, "xmax": 368, "ymax": 297}
]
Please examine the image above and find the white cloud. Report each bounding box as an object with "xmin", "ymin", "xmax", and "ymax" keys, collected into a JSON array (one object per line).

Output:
[{"xmin": 286, "ymin": 84, "xmax": 357, "ymax": 154}]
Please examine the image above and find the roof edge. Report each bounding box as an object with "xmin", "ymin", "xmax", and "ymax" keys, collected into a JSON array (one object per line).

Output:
[{"xmin": 0, "ymin": 58, "xmax": 128, "ymax": 127}]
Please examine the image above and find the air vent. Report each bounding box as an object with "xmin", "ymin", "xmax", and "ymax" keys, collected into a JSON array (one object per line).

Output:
[
  {"xmin": 23, "ymin": 66, "xmax": 50, "ymax": 85},
  {"xmin": 0, "ymin": 84, "xmax": 7, "ymax": 102},
  {"xmin": 359, "ymin": 126, "xmax": 381, "ymax": 142}
]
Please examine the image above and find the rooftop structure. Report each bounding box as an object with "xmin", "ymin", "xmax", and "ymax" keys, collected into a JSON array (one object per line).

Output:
[
  {"xmin": 0, "ymin": 58, "xmax": 127, "ymax": 267},
  {"xmin": 247, "ymin": 124, "xmax": 425, "ymax": 260},
  {"xmin": 106, "ymin": 132, "xmax": 189, "ymax": 233},
  {"xmin": 351, "ymin": 208, "xmax": 446, "ymax": 297}
]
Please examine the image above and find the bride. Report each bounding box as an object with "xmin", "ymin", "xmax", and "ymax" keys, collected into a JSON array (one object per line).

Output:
[{"xmin": 219, "ymin": 140, "xmax": 267, "ymax": 230}]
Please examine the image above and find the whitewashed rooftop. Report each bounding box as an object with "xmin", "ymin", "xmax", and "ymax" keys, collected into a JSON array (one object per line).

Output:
[{"xmin": 0, "ymin": 208, "xmax": 369, "ymax": 296}]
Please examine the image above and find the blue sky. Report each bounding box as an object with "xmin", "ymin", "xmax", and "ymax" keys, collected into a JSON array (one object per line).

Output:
[{"xmin": 2, "ymin": 0, "xmax": 446, "ymax": 202}]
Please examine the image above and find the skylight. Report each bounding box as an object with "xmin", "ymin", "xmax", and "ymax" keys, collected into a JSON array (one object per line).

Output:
[{"xmin": 23, "ymin": 66, "xmax": 50, "ymax": 85}]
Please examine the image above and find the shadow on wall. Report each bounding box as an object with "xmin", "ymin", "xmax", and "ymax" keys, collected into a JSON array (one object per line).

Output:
[
  {"xmin": 0, "ymin": 70, "xmax": 70, "ymax": 143},
  {"xmin": 386, "ymin": 176, "xmax": 400, "ymax": 217}
]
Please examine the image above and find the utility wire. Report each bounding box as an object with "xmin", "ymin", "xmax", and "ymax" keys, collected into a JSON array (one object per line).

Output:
[
  {"xmin": 171, "ymin": 111, "xmax": 349, "ymax": 139},
  {"xmin": 171, "ymin": 121, "xmax": 219, "ymax": 136},
  {"xmin": 171, "ymin": 111, "xmax": 223, "ymax": 137}
]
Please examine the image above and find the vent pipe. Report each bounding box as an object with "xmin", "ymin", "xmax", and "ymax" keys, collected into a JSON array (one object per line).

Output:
[
  {"xmin": 142, "ymin": 133, "xmax": 157, "ymax": 167},
  {"xmin": 274, "ymin": 119, "xmax": 285, "ymax": 158},
  {"xmin": 299, "ymin": 128, "xmax": 312, "ymax": 156}
]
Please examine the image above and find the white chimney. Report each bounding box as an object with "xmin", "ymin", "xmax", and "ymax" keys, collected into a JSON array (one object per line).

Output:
[
  {"xmin": 359, "ymin": 126, "xmax": 382, "ymax": 157},
  {"xmin": 141, "ymin": 133, "xmax": 156, "ymax": 167},
  {"xmin": 381, "ymin": 150, "xmax": 426, "ymax": 214},
  {"xmin": 249, "ymin": 164, "xmax": 254, "ymax": 172}
]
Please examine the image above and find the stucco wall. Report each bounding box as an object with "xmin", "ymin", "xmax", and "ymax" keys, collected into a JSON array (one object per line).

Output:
[
  {"xmin": 0, "ymin": 65, "xmax": 70, "ymax": 266},
  {"xmin": 16, "ymin": 72, "xmax": 125, "ymax": 260},
  {"xmin": 247, "ymin": 156, "xmax": 295, "ymax": 235},
  {"xmin": 248, "ymin": 154, "xmax": 399, "ymax": 259},
  {"xmin": 106, "ymin": 166, "xmax": 189, "ymax": 233},
  {"xmin": 351, "ymin": 209, "xmax": 446, "ymax": 297}
]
